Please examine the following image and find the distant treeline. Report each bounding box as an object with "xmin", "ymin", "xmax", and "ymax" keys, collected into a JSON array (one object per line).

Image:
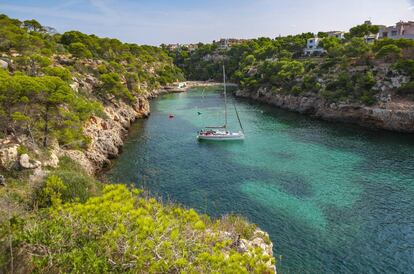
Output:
[{"xmin": 168, "ymin": 23, "xmax": 414, "ymax": 105}]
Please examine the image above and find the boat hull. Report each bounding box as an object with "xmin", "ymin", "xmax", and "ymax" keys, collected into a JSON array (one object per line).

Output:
[{"xmin": 197, "ymin": 133, "xmax": 245, "ymax": 141}]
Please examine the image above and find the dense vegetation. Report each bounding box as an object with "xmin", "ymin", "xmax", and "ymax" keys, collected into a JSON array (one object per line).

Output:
[
  {"xmin": 1, "ymin": 157, "xmax": 274, "ymax": 273},
  {"xmin": 0, "ymin": 14, "xmax": 184, "ymax": 149},
  {"xmin": 0, "ymin": 15, "xmax": 274, "ymax": 273},
  {"xmin": 169, "ymin": 23, "xmax": 414, "ymax": 105}
]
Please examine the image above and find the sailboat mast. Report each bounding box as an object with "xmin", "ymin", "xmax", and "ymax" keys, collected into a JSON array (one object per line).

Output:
[
  {"xmin": 234, "ymin": 102, "xmax": 244, "ymax": 134},
  {"xmin": 223, "ymin": 65, "xmax": 227, "ymax": 129}
]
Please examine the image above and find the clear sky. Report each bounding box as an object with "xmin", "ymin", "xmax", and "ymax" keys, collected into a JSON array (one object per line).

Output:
[{"xmin": 1, "ymin": 0, "xmax": 413, "ymax": 45}]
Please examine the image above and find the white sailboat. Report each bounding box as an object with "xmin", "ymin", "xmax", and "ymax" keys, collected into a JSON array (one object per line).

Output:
[{"xmin": 197, "ymin": 65, "xmax": 245, "ymax": 141}]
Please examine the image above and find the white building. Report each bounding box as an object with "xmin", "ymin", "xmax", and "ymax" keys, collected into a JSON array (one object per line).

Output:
[
  {"xmin": 379, "ymin": 21, "xmax": 414, "ymax": 40},
  {"xmin": 304, "ymin": 37, "xmax": 326, "ymax": 55},
  {"xmin": 364, "ymin": 33, "xmax": 380, "ymax": 43},
  {"xmin": 326, "ymin": 31, "xmax": 345, "ymax": 40}
]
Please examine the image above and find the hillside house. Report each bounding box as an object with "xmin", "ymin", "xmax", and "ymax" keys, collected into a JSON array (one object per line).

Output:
[
  {"xmin": 327, "ymin": 31, "xmax": 345, "ymax": 39},
  {"xmin": 364, "ymin": 33, "xmax": 380, "ymax": 43},
  {"xmin": 304, "ymin": 37, "xmax": 326, "ymax": 55},
  {"xmin": 215, "ymin": 38, "xmax": 247, "ymax": 49},
  {"xmin": 167, "ymin": 44, "xmax": 180, "ymax": 51},
  {"xmin": 379, "ymin": 21, "xmax": 414, "ymax": 40}
]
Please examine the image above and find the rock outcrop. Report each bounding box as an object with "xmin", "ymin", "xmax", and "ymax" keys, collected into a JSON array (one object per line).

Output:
[
  {"xmin": 68, "ymin": 82, "xmax": 214, "ymax": 174},
  {"xmin": 0, "ymin": 59, "xmax": 8, "ymax": 69},
  {"xmin": 0, "ymin": 139, "xmax": 19, "ymax": 169},
  {"xmin": 0, "ymin": 82, "xmax": 277, "ymax": 272},
  {"xmin": 216, "ymin": 228, "xmax": 276, "ymax": 273},
  {"xmin": 240, "ymin": 229, "xmax": 276, "ymax": 272},
  {"xmin": 72, "ymin": 97, "xmax": 150, "ymax": 174},
  {"xmin": 0, "ymin": 81, "xmax": 196, "ymax": 174},
  {"xmin": 236, "ymin": 88, "xmax": 414, "ymax": 133},
  {"xmin": 19, "ymin": 154, "xmax": 42, "ymax": 169},
  {"xmin": 42, "ymin": 152, "xmax": 59, "ymax": 168}
]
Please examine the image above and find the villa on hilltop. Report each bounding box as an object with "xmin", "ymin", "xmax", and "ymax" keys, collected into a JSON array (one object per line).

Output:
[
  {"xmin": 326, "ymin": 31, "xmax": 345, "ymax": 39},
  {"xmin": 166, "ymin": 43, "xmax": 199, "ymax": 52},
  {"xmin": 166, "ymin": 38, "xmax": 248, "ymax": 52},
  {"xmin": 304, "ymin": 20, "xmax": 414, "ymax": 55},
  {"xmin": 304, "ymin": 37, "xmax": 326, "ymax": 55},
  {"xmin": 214, "ymin": 38, "xmax": 248, "ymax": 49},
  {"xmin": 379, "ymin": 21, "xmax": 414, "ymax": 40}
]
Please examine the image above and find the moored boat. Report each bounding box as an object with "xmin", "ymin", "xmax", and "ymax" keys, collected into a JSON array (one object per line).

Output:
[
  {"xmin": 197, "ymin": 65, "xmax": 245, "ymax": 142},
  {"xmin": 197, "ymin": 128, "xmax": 244, "ymax": 141}
]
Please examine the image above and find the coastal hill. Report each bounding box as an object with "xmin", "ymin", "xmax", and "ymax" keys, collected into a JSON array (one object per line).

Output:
[
  {"xmin": 0, "ymin": 14, "xmax": 275, "ymax": 273},
  {"xmin": 169, "ymin": 24, "xmax": 414, "ymax": 132},
  {"xmin": 2, "ymin": 12, "xmax": 414, "ymax": 273}
]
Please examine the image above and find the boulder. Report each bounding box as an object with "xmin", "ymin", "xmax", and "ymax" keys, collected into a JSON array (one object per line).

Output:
[
  {"xmin": 70, "ymin": 81, "xmax": 79, "ymax": 92},
  {"xmin": 42, "ymin": 153, "xmax": 59, "ymax": 168},
  {"xmin": 238, "ymin": 239, "xmax": 249, "ymax": 253},
  {"xmin": 0, "ymin": 59, "xmax": 8, "ymax": 69},
  {"xmin": 19, "ymin": 154, "xmax": 41, "ymax": 169},
  {"xmin": 0, "ymin": 144, "xmax": 19, "ymax": 169},
  {"xmin": 60, "ymin": 150, "xmax": 95, "ymax": 175},
  {"xmin": 29, "ymin": 167, "xmax": 48, "ymax": 183}
]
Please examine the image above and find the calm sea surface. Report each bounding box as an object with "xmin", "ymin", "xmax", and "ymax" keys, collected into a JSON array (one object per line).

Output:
[{"xmin": 106, "ymin": 87, "xmax": 414, "ymax": 274}]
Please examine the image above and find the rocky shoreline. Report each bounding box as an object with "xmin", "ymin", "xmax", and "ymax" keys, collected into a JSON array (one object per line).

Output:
[
  {"xmin": 235, "ymin": 88, "xmax": 414, "ymax": 133},
  {"xmin": 0, "ymin": 82, "xmax": 276, "ymax": 272},
  {"xmin": 0, "ymin": 82, "xmax": 222, "ymax": 176},
  {"xmin": 73, "ymin": 81, "xmax": 224, "ymax": 175},
  {"xmin": 78, "ymin": 82, "xmax": 276, "ymax": 272}
]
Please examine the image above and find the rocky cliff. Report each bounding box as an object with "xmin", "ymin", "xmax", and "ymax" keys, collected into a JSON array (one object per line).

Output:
[
  {"xmin": 236, "ymin": 88, "xmax": 414, "ymax": 133},
  {"xmin": 0, "ymin": 83, "xmax": 277, "ymax": 273},
  {"xmin": 60, "ymin": 97, "xmax": 150, "ymax": 175},
  {"xmin": 65, "ymin": 81, "xmax": 221, "ymax": 175}
]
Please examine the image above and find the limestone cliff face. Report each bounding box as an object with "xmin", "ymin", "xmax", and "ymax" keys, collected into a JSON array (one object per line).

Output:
[
  {"xmin": 67, "ymin": 81, "xmax": 227, "ymax": 174},
  {"xmin": 57, "ymin": 96, "xmax": 149, "ymax": 175},
  {"xmin": 56, "ymin": 84, "xmax": 278, "ymax": 271},
  {"xmin": 0, "ymin": 82, "xmax": 277, "ymax": 271},
  {"xmin": 235, "ymin": 88, "xmax": 414, "ymax": 133}
]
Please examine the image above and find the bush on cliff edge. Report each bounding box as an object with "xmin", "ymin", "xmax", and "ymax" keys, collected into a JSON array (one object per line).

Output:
[{"xmin": 9, "ymin": 184, "xmax": 274, "ymax": 273}]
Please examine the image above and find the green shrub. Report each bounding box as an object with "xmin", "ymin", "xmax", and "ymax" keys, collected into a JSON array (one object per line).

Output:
[
  {"xmin": 14, "ymin": 185, "xmax": 274, "ymax": 273},
  {"xmin": 43, "ymin": 66, "xmax": 72, "ymax": 82},
  {"xmin": 348, "ymin": 23, "xmax": 379, "ymax": 38},
  {"xmin": 68, "ymin": 42, "xmax": 92, "ymax": 58},
  {"xmin": 394, "ymin": 60, "xmax": 414, "ymax": 78},
  {"xmin": 373, "ymin": 38, "xmax": 414, "ymax": 52},
  {"xmin": 16, "ymin": 145, "xmax": 28, "ymax": 155},
  {"xmin": 344, "ymin": 38, "xmax": 370, "ymax": 58},
  {"xmin": 376, "ymin": 44, "xmax": 402, "ymax": 61},
  {"xmin": 97, "ymin": 64, "xmax": 108, "ymax": 74},
  {"xmin": 99, "ymin": 72, "xmax": 135, "ymax": 101},
  {"xmin": 33, "ymin": 157, "xmax": 100, "ymax": 208},
  {"xmin": 397, "ymin": 81, "xmax": 414, "ymax": 98},
  {"xmin": 291, "ymin": 85, "xmax": 302, "ymax": 95},
  {"xmin": 360, "ymin": 91, "xmax": 376, "ymax": 105},
  {"xmin": 35, "ymin": 175, "xmax": 67, "ymax": 207}
]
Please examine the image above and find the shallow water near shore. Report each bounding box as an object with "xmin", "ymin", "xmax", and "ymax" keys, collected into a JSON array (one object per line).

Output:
[{"xmin": 106, "ymin": 87, "xmax": 414, "ymax": 274}]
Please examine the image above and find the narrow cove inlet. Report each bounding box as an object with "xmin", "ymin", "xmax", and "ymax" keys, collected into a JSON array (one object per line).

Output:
[{"xmin": 106, "ymin": 87, "xmax": 414, "ymax": 274}]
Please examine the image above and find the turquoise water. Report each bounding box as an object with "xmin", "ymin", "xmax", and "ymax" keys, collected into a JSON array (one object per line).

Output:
[{"xmin": 106, "ymin": 88, "xmax": 414, "ymax": 274}]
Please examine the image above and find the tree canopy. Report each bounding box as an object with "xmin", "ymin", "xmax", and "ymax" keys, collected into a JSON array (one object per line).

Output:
[
  {"xmin": 347, "ymin": 23, "xmax": 380, "ymax": 38},
  {"xmin": 168, "ymin": 23, "xmax": 414, "ymax": 105},
  {"xmin": 0, "ymin": 13, "xmax": 184, "ymax": 147}
]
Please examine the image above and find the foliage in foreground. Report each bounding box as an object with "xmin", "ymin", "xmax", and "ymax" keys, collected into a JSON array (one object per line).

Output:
[
  {"xmin": 34, "ymin": 156, "xmax": 102, "ymax": 207},
  {"xmin": 9, "ymin": 184, "xmax": 274, "ymax": 273}
]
